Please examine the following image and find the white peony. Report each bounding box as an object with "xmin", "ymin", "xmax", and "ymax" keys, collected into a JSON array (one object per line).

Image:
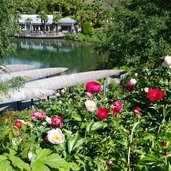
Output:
[
  {"xmin": 85, "ymin": 100, "xmax": 97, "ymax": 112},
  {"xmin": 163, "ymin": 55, "xmax": 171, "ymax": 68},
  {"xmin": 130, "ymin": 79, "xmax": 137, "ymax": 85},
  {"xmin": 47, "ymin": 128, "xmax": 65, "ymax": 144}
]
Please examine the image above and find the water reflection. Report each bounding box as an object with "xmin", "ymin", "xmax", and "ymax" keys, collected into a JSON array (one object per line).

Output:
[{"xmin": 5, "ymin": 38, "xmax": 107, "ymax": 74}]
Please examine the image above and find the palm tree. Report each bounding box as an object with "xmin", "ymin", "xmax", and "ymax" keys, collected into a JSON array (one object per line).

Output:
[
  {"xmin": 37, "ymin": 11, "xmax": 48, "ymax": 32},
  {"xmin": 25, "ymin": 18, "xmax": 32, "ymax": 32},
  {"xmin": 53, "ymin": 11, "xmax": 62, "ymax": 33}
]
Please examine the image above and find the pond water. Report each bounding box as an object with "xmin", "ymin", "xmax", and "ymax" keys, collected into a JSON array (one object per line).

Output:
[{"xmin": 5, "ymin": 38, "xmax": 107, "ymax": 74}]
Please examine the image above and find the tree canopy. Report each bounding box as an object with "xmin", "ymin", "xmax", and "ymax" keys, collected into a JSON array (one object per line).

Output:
[{"xmin": 96, "ymin": 0, "xmax": 171, "ymax": 69}]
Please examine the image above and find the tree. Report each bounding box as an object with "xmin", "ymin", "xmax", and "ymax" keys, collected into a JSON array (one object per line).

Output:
[
  {"xmin": 95, "ymin": 0, "xmax": 171, "ymax": 70},
  {"xmin": 37, "ymin": 11, "xmax": 48, "ymax": 31},
  {"xmin": 0, "ymin": 0, "xmax": 16, "ymax": 63},
  {"xmin": 53, "ymin": 11, "xmax": 62, "ymax": 33},
  {"xmin": 25, "ymin": 18, "xmax": 33, "ymax": 31}
]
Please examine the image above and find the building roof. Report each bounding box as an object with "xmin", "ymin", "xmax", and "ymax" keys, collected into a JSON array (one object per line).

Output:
[
  {"xmin": 58, "ymin": 18, "xmax": 77, "ymax": 26},
  {"xmin": 19, "ymin": 15, "xmax": 53, "ymax": 25}
]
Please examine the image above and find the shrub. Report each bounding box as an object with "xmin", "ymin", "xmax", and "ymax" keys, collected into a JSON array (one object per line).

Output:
[{"xmin": 82, "ymin": 21, "xmax": 93, "ymax": 36}]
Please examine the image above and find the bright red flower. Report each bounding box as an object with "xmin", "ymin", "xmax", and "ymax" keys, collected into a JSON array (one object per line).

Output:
[
  {"xmin": 31, "ymin": 111, "xmax": 46, "ymax": 119},
  {"xmin": 111, "ymin": 101, "xmax": 123, "ymax": 116},
  {"xmin": 147, "ymin": 89, "xmax": 165, "ymax": 102},
  {"xmin": 51, "ymin": 114, "xmax": 64, "ymax": 128},
  {"xmin": 97, "ymin": 108, "xmax": 108, "ymax": 120},
  {"xmin": 86, "ymin": 81, "xmax": 101, "ymax": 93},
  {"xmin": 162, "ymin": 140, "xmax": 169, "ymax": 147},
  {"xmin": 134, "ymin": 107, "xmax": 142, "ymax": 113},
  {"xmin": 14, "ymin": 120, "xmax": 22, "ymax": 129}
]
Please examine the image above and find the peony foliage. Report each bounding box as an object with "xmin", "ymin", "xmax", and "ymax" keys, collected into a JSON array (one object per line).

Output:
[{"xmin": 0, "ymin": 57, "xmax": 171, "ymax": 170}]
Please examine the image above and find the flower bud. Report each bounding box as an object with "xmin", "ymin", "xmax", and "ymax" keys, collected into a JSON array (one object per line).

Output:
[{"xmin": 106, "ymin": 159, "xmax": 112, "ymax": 166}]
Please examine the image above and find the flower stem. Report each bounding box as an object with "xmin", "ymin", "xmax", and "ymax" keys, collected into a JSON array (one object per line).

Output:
[{"xmin": 128, "ymin": 122, "xmax": 140, "ymax": 171}]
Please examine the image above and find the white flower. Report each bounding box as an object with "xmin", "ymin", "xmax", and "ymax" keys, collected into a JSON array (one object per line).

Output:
[
  {"xmin": 135, "ymin": 73, "xmax": 138, "ymax": 77},
  {"xmin": 130, "ymin": 79, "xmax": 137, "ymax": 85},
  {"xmin": 85, "ymin": 100, "xmax": 97, "ymax": 112},
  {"xmin": 163, "ymin": 55, "xmax": 171, "ymax": 68},
  {"xmin": 46, "ymin": 116, "xmax": 52, "ymax": 124},
  {"xmin": 47, "ymin": 128, "xmax": 65, "ymax": 144},
  {"xmin": 144, "ymin": 87, "xmax": 149, "ymax": 93}
]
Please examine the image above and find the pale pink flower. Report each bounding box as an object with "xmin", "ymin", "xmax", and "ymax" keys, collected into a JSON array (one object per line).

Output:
[
  {"xmin": 85, "ymin": 100, "xmax": 97, "ymax": 112},
  {"xmin": 47, "ymin": 128, "xmax": 65, "ymax": 144},
  {"xmin": 31, "ymin": 111, "xmax": 46, "ymax": 119}
]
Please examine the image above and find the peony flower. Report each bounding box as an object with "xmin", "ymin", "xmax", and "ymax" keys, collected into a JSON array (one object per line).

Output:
[
  {"xmin": 85, "ymin": 100, "xmax": 97, "ymax": 112},
  {"xmin": 162, "ymin": 55, "xmax": 171, "ymax": 68},
  {"xmin": 147, "ymin": 89, "xmax": 165, "ymax": 102},
  {"xmin": 162, "ymin": 140, "xmax": 169, "ymax": 147},
  {"xmin": 13, "ymin": 120, "xmax": 22, "ymax": 129},
  {"xmin": 86, "ymin": 92, "xmax": 93, "ymax": 98},
  {"xmin": 134, "ymin": 107, "xmax": 142, "ymax": 113},
  {"xmin": 126, "ymin": 79, "xmax": 137, "ymax": 91},
  {"xmin": 144, "ymin": 87, "xmax": 149, "ymax": 93},
  {"xmin": 47, "ymin": 128, "xmax": 65, "ymax": 144},
  {"xmin": 86, "ymin": 81, "xmax": 101, "ymax": 93},
  {"xmin": 130, "ymin": 79, "xmax": 137, "ymax": 85},
  {"xmin": 111, "ymin": 101, "xmax": 123, "ymax": 116},
  {"xmin": 51, "ymin": 114, "xmax": 64, "ymax": 128},
  {"xmin": 126, "ymin": 82, "xmax": 134, "ymax": 91},
  {"xmin": 31, "ymin": 111, "xmax": 46, "ymax": 119},
  {"xmin": 97, "ymin": 108, "xmax": 108, "ymax": 120}
]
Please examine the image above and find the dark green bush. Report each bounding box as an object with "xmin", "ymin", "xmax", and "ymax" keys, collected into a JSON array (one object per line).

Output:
[{"xmin": 82, "ymin": 21, "xmax": 93, "ymax": 36}]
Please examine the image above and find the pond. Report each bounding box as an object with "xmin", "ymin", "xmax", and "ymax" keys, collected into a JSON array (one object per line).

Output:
[{"xmin": 5, "ymin": 38, "xmax": 107, "ymax": 74}]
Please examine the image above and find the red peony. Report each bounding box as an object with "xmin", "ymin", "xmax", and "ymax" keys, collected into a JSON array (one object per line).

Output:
[
  {"xmin": 51, "ymin": 114, "xmax": 64, "ymax": 128},
  {"xmin": 14, "ymin": 120, "xmax": 22, "ymax": 129},
  {"xmin": 134, "ymin": 107, "xmax": 142, "ymax": 113},
  {"xmin": 86, "ymin": 81, "xmax": 101, "ymax": 93},
  {"xmin": 31, "ymin": 111, "xmax": 46, "ymax": 119},
  {"xmin": 97, "ymin": 108, "xmax": 108, "ymax": 120},
  {"xmin": 162, "ymin": 140, "xmax": 169, "ymax": 147},
  {"xmin": 126, "ymin": 82, "xmax": 134, "ymax": 91},
  {"xmin": 147, "ymin": 89, "xmax": 165, "ymax": 102},
  {"xmin": 111, "ymin": 101, "xmax": 123, "ymax": 116}
]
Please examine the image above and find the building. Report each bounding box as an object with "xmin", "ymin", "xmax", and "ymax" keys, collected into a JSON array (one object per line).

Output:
[{"xmin": 18, "ymin": 15, "xmax": 77, "ymax": 33}]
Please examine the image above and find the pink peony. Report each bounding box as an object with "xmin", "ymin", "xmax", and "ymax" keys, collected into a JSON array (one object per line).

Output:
[
  {"xmin": 31, "ymin": 111, "xmax": 46, "ymax": 119},
  {"xmin": 86, "ymin": 81, "xmax": 101, "ymax": 93},
  {"xmin": 97, "ymin": 108, "xmax": 108, "ymax": 120},
  {"xmin": 51, "ymin": 114, "xmax": 64, "ymax": 128},
  {"xmin": 111, "ymin": 101, "xmax": 123, "ymax": 116}
]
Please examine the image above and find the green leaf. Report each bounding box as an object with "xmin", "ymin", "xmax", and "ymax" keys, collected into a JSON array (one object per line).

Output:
[
  {"xmin": 0, "ymin": 160, "xmax": 13, "ymax": 171},
  {"xmin": 31, "ymin": 161, "xmax": 50, "ymax": 171},
  {"xmin": 72, "ymin": 113, "xmax": 82, "ymax": 121},
  {"xmin": 73, "ymin": 138, "xmax": 86, "ymax": 151},
  {"xmin": 31, "ymin": 148, "xmax": 79, "ymax": 171},
  {"xmin": 68, "ymin": 131, "xmax": 79, "ymax": 154},
  {"xmin": 0, "ymin": 155, "xmax": 7, "ymax": 161},
  {"xmin": 140, "ymin": 154, "xmax": 159, "ymax": 162},
  {"xmin": 90, "ymin": 121, "xmax": 107, "ymax": 132},
  {"xmin": 8, "ymin": 155, "xmax": 30, "ymax": 171},
  {"xmin": 86, "ymin": 120, "xmax": 94, "ymax": 133}
]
